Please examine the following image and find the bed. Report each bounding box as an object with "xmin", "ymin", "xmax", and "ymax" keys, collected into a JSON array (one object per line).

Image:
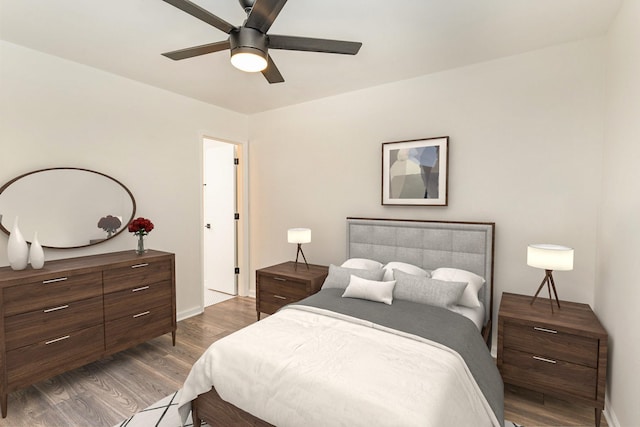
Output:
[{"xmin": 178, "ymin": 218, "xmax": 502, "ymax": 426}]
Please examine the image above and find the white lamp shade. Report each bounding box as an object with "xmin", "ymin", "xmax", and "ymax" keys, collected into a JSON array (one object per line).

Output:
[
  {"xmin": 527, "ymin": 244, "xmax": 574, "ymax": 271},
  {"xmin": 288, "ymin": 228, "xmax": 311, "ymax": 244}
]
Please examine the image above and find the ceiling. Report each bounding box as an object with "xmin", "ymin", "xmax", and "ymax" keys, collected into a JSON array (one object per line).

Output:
[{"xmin": 0, "ymin": 0, "xmax": 621, "ymax": 114}]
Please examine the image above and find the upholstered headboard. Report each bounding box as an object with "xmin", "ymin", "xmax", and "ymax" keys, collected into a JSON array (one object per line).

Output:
[{"xmin": 346, "ymin": 217, "xmax": 495, "ymax": 329}]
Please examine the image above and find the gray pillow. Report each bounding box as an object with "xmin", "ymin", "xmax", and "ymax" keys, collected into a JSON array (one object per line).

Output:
[
  {"xmin": 321, "ymin": 264, "xmax": 385, "ymax": 290},
  {"xmin": 393, "ymin": 269, "xmax": 467, "ymax": 308}
]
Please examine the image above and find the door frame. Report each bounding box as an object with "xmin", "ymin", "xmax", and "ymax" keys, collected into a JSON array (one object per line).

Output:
[{"xmin": 199, "ymin": 133, "xmax": 250, "ymax": 307}]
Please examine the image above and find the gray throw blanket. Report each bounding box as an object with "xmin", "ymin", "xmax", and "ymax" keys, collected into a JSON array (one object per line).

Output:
[{"xmin": 291, "ymin": 288, "xmax": 504, "ymax": 424}]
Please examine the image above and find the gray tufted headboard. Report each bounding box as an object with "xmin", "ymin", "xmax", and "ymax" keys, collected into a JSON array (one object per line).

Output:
[{"xmin": 346, "ymin": 217, "xmax": 495, "ymax": 331}]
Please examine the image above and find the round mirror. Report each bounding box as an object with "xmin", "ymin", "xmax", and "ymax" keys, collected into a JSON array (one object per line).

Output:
[{"xmin": 0, "ymin": 168, "xmax": 136, "ymax": 249}]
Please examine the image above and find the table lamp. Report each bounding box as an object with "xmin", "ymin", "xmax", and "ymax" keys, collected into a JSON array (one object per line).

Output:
[
  {"xmin": 288, "ymin": 228, "xmax": 311, "ymax": 270},
  {"xmin": 527, "ymin": 244, "xmax": 574, "ymax": 312}
]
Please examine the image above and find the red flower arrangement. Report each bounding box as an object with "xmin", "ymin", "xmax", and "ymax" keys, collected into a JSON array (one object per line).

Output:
[{"xmin": 128, "ymin": 217, "xmax": 154, "ymax": 236}]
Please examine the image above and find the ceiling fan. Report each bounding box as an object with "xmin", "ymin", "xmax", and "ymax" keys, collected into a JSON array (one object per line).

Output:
[{"xmin": 161, "ymin": 0, "xmax": 362, "ymax": 83}]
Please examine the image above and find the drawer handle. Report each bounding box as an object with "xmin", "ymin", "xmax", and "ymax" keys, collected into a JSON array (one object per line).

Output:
[
  {"xmin": 533, "ymin": 355, "xmax": 557, "ymax": 364},
  {"xmin": 273, "ymin": 295, "xmax": 287, "ymax": 300},
  {"xmin": 133, "ymin": 311, "xmax": 151, "ymax": 318},
  {"xmin": 132, "ymin": 286, "xmax": 150, "ymax": 292},
  {"xmin": 42, "ymin": 277, "xmax": 68, "ymax": 284},
  {"xmin": 44, "ymin": 304, "xmax": 69, "ymax": 313},
  {"xmin": 273, "ymin": 277, "xmax": 287, "ymax": 282},
  {"xmin": 131, "ymin": 263, "xmax": 149, "ymax": 269},
  {"xmin": 533, "ymin": 326, "xmax": 558, "ymax": 334},
  {"xmin": 46, "ymin": 335, "xmax": 70, "ymax": 345}
]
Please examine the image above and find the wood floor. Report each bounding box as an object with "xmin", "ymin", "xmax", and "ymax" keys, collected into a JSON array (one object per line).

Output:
[{"xmin": 1, "ymin": 296, "xmax": 607, "ymax": 427}]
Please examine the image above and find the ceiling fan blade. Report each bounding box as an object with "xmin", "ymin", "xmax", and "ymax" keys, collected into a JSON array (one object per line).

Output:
[
  {"xmin": 261, "ymin": 55, "xmax": 284, "ymax": 84},
  {"xmin": 268, "ymin": 35, "xmax": 362, "ymax": 55},
  {"xmin": 245, "ymin": 0, "xmax": 288, "ymax": 34},
  {"xmin": 162, "ymin": 40, "xmax": 231, "ymax": 60},
  {"xmin": 162, "ymin": 0, "xmax": 236, "ymax": 34}
]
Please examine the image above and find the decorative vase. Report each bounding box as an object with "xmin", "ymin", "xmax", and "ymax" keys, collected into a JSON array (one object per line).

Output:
[
  {"xmin": 7, "ymin": 217, "xmax": 29, "ymax": 270},
  {"xmin": 136, "ymin": 234, "xmax": 146, "ymax": 255},
  {"xmin": 29, "ymin": 232, "xmax": 45, "ymax": 269}
]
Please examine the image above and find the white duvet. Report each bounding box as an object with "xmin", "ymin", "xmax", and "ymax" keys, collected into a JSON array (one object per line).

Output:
[{"xmin": 178, "ymin": 305, "xmax": 500, "ymax": 427}]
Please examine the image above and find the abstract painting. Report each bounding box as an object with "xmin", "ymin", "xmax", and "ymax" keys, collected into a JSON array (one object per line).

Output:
[{"xmin": 381, "ymin": 136, "xmax": 449, "ymax": 206}]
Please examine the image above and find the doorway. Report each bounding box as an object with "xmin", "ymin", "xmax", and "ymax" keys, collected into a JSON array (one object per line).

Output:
[{"xmin": 203, "ymin": 138, "xmax": 238, "ymax": 307}]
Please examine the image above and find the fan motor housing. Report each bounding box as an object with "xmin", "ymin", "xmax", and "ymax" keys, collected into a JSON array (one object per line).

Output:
[{"xmin": 230, "ymin": 27, "xmax": 268, "ymax": 58}]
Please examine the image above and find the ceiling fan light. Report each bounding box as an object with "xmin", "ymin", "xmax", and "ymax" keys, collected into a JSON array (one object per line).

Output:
[{"xmin": 231, "ymin": 50, "xmax": 267, "ymax": 72}]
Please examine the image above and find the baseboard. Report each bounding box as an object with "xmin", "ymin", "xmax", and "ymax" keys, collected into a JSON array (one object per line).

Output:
[
  {"xmin": 177, "ymin": 306, "xmax": 204, "ymax": 322},
  {"xmin": 604, "ymin": 393, "xmax": 621, "ymax": 427}
]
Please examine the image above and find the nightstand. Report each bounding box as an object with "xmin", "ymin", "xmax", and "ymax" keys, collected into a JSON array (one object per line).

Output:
[
  {"xmin": 497, "ymin": 292, "xmax": 608, "ymax": 427},
  {"xmin": 255, "ymin": 262, "xmax": 329, "ymax": 320}
]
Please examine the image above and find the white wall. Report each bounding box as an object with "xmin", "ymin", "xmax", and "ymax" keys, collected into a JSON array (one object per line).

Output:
[
  {"xmin": 596, "ymin": 1, "xmax": 640, "ymax": 425},
  {"xmin": 0, "ymin": 41, "xmax": 248, "ymax": 319},
  {"xmin": 249, "ymin": 38, "xmax": 606, "ymax": 350}
]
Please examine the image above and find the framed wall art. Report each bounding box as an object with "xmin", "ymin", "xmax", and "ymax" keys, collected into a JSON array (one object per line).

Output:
[{"xmin": 381, "ymin": 136, "xmax": 449, "ymax": 206}]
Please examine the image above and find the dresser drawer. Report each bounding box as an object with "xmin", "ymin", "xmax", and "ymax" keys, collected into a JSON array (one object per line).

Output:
[
  {"xmin": 501, "ymin": 348, "xmax": 597, "ymax": 400},
  {"xmin": 259, "ymin": 275, "xmax": 308, "ymax": 299},
  {"xmin": 503, "ymin": 322, "xmax": 598, "ymax": 367},
  {"xmin": 4, "ymin": 296, "xmax": 104, "ymax": 351},
  {"xmin": 6, "ymin": 324, "xmax": 105, "ymax": 389},
  {"xmin": 103, "ymin": 259, "xmax": 172, "ymax": 293},
  {"xmin": 105, "ymin": 305, "xmax": 173, "ymax": 352},
  {"xmin": 104, "ymin": 280, "xmax": 172, "ymax": 322},
  {"xmin": 2, "ymin": 272, "xmax": 103, "ymax": 316}
]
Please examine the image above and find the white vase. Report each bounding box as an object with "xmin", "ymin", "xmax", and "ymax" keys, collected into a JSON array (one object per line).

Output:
[
  {"xmin": 29, "ymin": 231, "xmax": 45, "ymax": 269},
  {"xmin": 7, "ymin": 217, "xmax": 29, "ymax": 270}
]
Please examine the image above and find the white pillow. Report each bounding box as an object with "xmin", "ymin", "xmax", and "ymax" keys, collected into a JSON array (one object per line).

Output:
[
  {"xmin": 341, "ymin": 258, "xmax": 383, "ymax": 270},
  {"xmin": 382, "ymin": 261, "xmax": 430, "ymax": 281},
  {"xmin": 431, "ymin": 268, "xmax": 485, "ymax": 308},
  {"xmin": 342, "ymin": 275, "xmax": 396, "ymax": 305}
]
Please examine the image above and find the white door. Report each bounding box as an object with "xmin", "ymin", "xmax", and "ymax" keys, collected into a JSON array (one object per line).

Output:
[{"xmin": 203, "ymin": 139, "xmax": 237, "ymax": 300}]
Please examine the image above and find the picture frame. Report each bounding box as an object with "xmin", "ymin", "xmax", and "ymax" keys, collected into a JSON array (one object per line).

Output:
[{"xmin": 381, "ymin": 136, "xmax": 449, "ymax": 206}]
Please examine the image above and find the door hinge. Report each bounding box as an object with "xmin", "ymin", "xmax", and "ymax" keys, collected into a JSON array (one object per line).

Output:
[
  {"xmin": 234, "ymin": 158, "xmax": 239, "ymax": 165},
  {"xmin": 234, "ymin": 267, "xmax": 240, "ymax": 274},
  {"xmin": 234, "ymin": 213, "xmax": 240, "ymax": 220}
]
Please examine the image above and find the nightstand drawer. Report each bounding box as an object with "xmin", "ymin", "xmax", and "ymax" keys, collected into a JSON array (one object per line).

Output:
[
  {"xmin": 259, "ymin": 301, "xmax": 286, "ymax": 316},
  {"xmin": 259, "ymin": 290, "xmax": 302, "ymax": 306},
  {"xmin": 503, "ymin": 322, "xmax": 598, "ymax": 367},
  {"xmin": 4, "ymin": 296, "xmax": 104, "ymax": 351},
  {"xmin": 502, "ymin": 348, "xmax": 597, "ymax": 400},
  {"xmin": 259, "ymin": 276, "xmax": 308, "ymax": 299}
]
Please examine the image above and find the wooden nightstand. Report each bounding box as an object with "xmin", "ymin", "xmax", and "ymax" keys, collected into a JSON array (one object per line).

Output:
[
  {"xmin": 497, "ymin": 292, "xmax": 608, "ymax": 427},
  {"xmin": 255, "ymin": 262, "xmax": 329, "ymax": 320}
]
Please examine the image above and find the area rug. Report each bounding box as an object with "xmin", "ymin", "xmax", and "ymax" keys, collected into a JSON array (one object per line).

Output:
[
  {"xmin": 112, "ymin": 391, "xmax": 207, "ymax": 427},
  {"xmin": 115, "ymin": 390, "xmax": 522, "ymax": 427}
]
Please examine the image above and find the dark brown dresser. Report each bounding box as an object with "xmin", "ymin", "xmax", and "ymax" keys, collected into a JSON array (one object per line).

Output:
[
  {"xmin": 497, "ymin": 292, "xmax": 607, "ymax": 427},
  {"xmin": 256, "ymin": 261, "xmax": 328, "ymax": 320},
  {"xmin": 0, "ymin": 249, "xmax": 176, "ymax": 418}
]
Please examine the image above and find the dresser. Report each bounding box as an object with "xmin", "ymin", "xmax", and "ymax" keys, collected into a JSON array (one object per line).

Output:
[
  {"xmin": 497, "ymin": 292, "xmax": 607, "ymax": 427},
  {"xmin": 256, "ymin": 262, "xmax": 328, "ymax": 320},
  {"xmin": 0, "ymin": 249, "xmax": 176, "ymax": 418}
]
